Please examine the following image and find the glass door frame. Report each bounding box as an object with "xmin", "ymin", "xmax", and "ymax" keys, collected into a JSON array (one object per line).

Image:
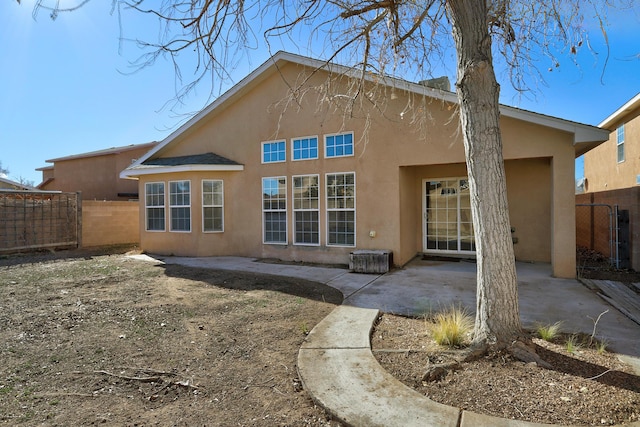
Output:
[{"xmin": 422, "ymin": 178, "xmax": 476, "ymax": 255}]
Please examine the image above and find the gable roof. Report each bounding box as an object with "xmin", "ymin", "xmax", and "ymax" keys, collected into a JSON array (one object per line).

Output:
[
  {"xmin": 599, "ymin": 92, "xmax": 640, "ymax": 130},
  {"xmin": 124, "ymin": 152, "xmax": 243, "ymax": 177},
  {"xmin": 123, "ymin": 51, "xmax": 608, "ymax": 176},
  {"xmin": 143, "ymin": 152, "xmax": 240, "ymax": 167}
]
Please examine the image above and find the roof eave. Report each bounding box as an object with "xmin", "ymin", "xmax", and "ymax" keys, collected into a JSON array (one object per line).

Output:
[
  {"xmin": 46, "ymin": 142, "xmax": 158, "ymax": 163},
  {"xmin": 131, "ymin": 51, "xmax": 610, "ymax": 167},
  {"xmin": 499, "ymin": 104, "xmax": 609, "ymax": 157},
  {"xmin": 120, "ymin": 164, "xmax": 245, "ymax": 180},
  {"xmin": 598, "ymin": 92, "xmax": 640, "ymax": 129}
]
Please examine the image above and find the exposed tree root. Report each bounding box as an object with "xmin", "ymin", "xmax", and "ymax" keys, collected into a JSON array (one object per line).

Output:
[{"xmin": 422, "ymin": 338, "xmax": 553, "ymax": 382}]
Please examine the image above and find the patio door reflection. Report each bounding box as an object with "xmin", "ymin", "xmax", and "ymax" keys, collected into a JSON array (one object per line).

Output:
[{"xmin": 423, "ymin": 178, "xmax": 476, "ymax": 254}]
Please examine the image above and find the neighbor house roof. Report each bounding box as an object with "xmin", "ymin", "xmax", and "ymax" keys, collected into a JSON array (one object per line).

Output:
[
  {"xmin": 598, "ymin": 92, "xmax": 640, "ymax": 130},
  {"xmin": 0, "ymin": 176, "xmax": 36, "ymax": 191},
  {"xmin": 124, "ymin": 152, "xmax": 244, "ymax": 177},
  {"xmin": 122, "ymin": 51, "xmax": 609, "ymax": 178},
  {"xmin": 45, "ymin": 141, "xmax": 158, "ymax": 163}
]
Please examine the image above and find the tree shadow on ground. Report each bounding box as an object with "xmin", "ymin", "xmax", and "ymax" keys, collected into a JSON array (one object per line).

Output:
[
  {"xmin": 160, "ymin": 263, "xmax": 344, "ymax": 305},
  {"xmin": 537, "ymin": 344, "xmax": 640, "ymax": 393}
]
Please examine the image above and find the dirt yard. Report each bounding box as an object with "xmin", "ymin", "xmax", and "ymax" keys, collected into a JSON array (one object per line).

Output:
[
  {"xmin": 2, "ymin": 247, "xmax": 639, "ymax": 426},
  {"xmin": 0, "ymin": 248, "xmax": 343, "ymax": 426},
  {"xmin": 373, "ymin": 314, "xmax": 640, "ymax": 426}
]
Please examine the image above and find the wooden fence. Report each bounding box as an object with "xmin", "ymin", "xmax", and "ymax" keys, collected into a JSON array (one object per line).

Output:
[{"xmin": 0, "ymin": 191, "xmax": 81, "ymax": 253}]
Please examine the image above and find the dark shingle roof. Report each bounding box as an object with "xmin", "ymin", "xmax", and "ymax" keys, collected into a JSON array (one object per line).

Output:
[{"xmin": 142, "ymin": 153, "xmax": 240, "ymax": 167}]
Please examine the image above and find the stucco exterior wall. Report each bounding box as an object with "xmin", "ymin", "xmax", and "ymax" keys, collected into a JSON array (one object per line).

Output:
[
  {"xmin": 584, "ymin": 107, "xmax": 640, "ymax": 192},
  {"xmin": 135, "ymin": 62, "xmax": 581, "ymax": 277},
  {"xmin": 40, "ymin": 146, "xmax": 151, "ymax": 200},
  {"xmin": 82, "ymin": 201, "xmax": 140, "ymax": 247}
]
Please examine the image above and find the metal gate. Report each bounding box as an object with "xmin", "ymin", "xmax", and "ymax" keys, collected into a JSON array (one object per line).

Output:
[
  {"xmin": 576, "ymin": 203, "xmax": 629, "ymax": 270},
  {"xmin": 0, "ymin": 191, "xmax": 81, "ymax": 253}
]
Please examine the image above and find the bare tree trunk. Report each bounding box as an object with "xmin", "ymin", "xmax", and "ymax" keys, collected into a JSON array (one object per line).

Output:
[{"xmin": 446, "ymin": 1, "xmax": 522, "ymax": 347}]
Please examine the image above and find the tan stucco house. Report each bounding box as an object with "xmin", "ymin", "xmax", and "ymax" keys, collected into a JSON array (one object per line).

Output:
[
  {"xmin": 122, "ymin": 52, "xmax": 608, "ymax": 278},
  {"xmin": 583, "ymin": 93, "xmax": 640, "ymax": 192},
  {"xmin": 37, "ymin": 142, "xmax": 157, "ymax": 200}
]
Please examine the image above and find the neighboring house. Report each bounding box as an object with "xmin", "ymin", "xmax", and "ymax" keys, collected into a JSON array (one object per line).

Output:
[
  {"xmin": 578, "ymin": 93, "xmax": 640, "ymax": 271},
  {"xmin": 122, "ymin": 51, "xmax": 608, "ymax": 278},
  {"xmin": 37, "ymin": 142, "xmax": 157, "ymax": 200},
  {"xmin": 583, "ymin": 93, "xmax": 640, "ymax": 192},
  {"xmin": 0, "ymin": 176, "xmax": 35, "ymax": 191}
]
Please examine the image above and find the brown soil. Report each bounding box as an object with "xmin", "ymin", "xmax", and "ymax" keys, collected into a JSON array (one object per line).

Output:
[
  {"xmin": 372, "ymin": 314, "xmax": 640, "ymax": 426},
  {"xmin": 2, "ymin": 246, "xmax": 639, "ymax": 426},
  {"xmin": 0, "ymin": 248, "xmax": 343, "ymax": 426}
]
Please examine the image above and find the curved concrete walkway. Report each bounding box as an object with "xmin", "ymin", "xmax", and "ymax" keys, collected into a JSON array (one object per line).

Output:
[
  {"xmin": 298, "ymin": 305, "xmax": 640, "ymax": 427},
  {"xmin": 146, "ymin": 255, "xmax": 640, "ymax": 426}
]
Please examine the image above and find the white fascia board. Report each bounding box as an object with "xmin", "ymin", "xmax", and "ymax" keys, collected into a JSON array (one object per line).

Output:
[
  {"xmin": 598, "ymin": 92, "xmax": 640, "ymax": 129},
  {"xmin": 130, "ymin": 54, "xmax": 295, "ymax": 168},
  {"xmin": 131, "ymin": 51, "xmax": 459, "ymax": 169},
  {"xmin": 130, "ymin": 50, "xmax": 608, "ymax": 169},
  {"xmin": 499, "ymin": 104, "xmax": 609, "ymax": 144},
  {"xmin": 120, "ymin": 164, "xmax": 244, "ymax": 180}
]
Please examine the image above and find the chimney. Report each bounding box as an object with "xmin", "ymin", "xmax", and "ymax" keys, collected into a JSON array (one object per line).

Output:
[{"xmin": 418, "ymin": 76, "xmax": 451, "ymax": 92}]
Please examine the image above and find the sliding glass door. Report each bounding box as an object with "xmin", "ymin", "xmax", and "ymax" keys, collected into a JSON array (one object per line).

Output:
[{"xmin": 423, "ymin": 178, "xmax": 475, "ymax": 254}]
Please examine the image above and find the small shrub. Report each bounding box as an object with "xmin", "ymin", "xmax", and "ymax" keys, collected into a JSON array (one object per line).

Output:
[
  {"xmin": 565, "ymin": 335, "xmax": 581, "ymax": 354},
  {"xmin": 595, "ymin": 340, "xmax": 608, "ymax": 354},
  {"xmin": 430, "ymin": 306, "xmax": 473, "ymax": 347},
  {"xmin": 299, "ymin": 322, "xmax": 310, "ymax": 335},
  {"xmin": 536, "ymin": 321, "xmax": 562, "ymax": 342}
]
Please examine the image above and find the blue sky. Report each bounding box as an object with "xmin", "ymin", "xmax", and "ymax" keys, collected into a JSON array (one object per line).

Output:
[{"xmin": 1, "ymin": 1, "xmax": 639, "ymax": 185}]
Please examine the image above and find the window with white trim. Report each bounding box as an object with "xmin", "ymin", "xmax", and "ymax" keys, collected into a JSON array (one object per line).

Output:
[
  {"xmin": 262, "ymin": 176, "xmax": 287, "ymax": 243},
  {"xmin": 262, "ymin": 140, "xmax": 286, "ymax": 163},
  {"xmin": 292, "ymin": 136, "xmax": 319, "ymax": 161},
  {"xmin": 202, "ymin": 180, "xmax": 223, "ymax": 232},
  {"xmin": 325, "ymin": 132, "xmax": 354, "ymax": 158},
  {"xmin": 169, "ymin": 180, "xmax": 191, "ymax": 232},
  {"xmin": 617, "ymin": 124, "xmax": 625, "ymax": 163},
  {"xmin": 293, "ymin": 175, "xmax": 319, "ymax": 245},
  {"xmin": 145, "ymin": 182, "xmax": 165, "ymax": 231},
  {"xmin": 326, "ymin": 172, "xmax": 355, "ymax": 246}
]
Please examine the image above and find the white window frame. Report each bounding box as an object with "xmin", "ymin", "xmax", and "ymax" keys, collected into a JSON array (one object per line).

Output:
[
  {"xmin": 292, "ymin": 135, "xmax": 319, "ymax": 161},
  {"xmin": 145, "ymin": 182, "xmax": 165, "ymax": 232},
  {"xmin": 325, "ymin": 172, "xmax": 356, "ymax": 247},
  {"xmin": 202, "ymin": 180, "xmax": 224, "ymax": 233},
  {"xmin": 617, "ymin": 124, "xmax": 625, "ymax": 163},
  {"xmin": 169, "ymin": 180, "xmax": 191, "ymax": 232},
  {"xmin": 292, "ymin": 174, "xmax": 320, "ymax": 246},
  {"xmin": 261, "ymin": 140, "xmax": 286, "ymax": 164},
  {"xmin": 422, "ymin": 178, "xmax": 475, "ymax": 255},
  {"xmin": 262, "ymin": 176, "xmax": 288, "ymax": 244},
  {"xmin": 324, "ymin": 131, "xmax": 354, "ymax": 158}
]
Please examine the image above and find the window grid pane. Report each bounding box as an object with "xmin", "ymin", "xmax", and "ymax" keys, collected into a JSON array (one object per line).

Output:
[
  {"xmin": 325, "ymin": 132, "xmax": 354, "ymax": 158},
  {"xmin": 263, "ymin": 140, "xmax": 286, "ymax": 163},
  {"xmin": 617, "ymin": 125, "xmax": 625, "ymax": 163},
  {"xmin": 293, "ymin": 137, "xmax": 319, "ymax": 160},
  {"xmin": 170, "ymin": 181, "xmax": 191, "ymax": 232},
  {"xmin": 293, "ymin": 175, "xmax": 319, "ymax": 245},
  {"xmin": 203, "ymin": 180, "xmax": 224, "ymax": 232},
  {"xmin": 145, "ymin": 182, "xmax": 165, "ymax": 231},
  {"xmin": 425, "ymin": 179, "xmax": 475, "ymax": 252},
  {"xmin": 326, "ymin": 173, "xmax": 355, "ymax": 246},
  {"xmin": 263, "ymin": 177, "xmax": 287, "ymax": 243}
]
